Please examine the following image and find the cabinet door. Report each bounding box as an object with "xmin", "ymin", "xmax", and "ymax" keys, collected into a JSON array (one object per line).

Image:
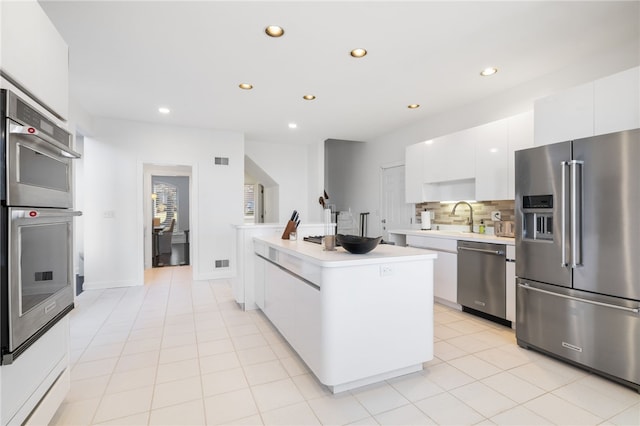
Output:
[
  {"xmin": 475, "ymin": 119, "xmax": 509, "ymax": 201},
  {"xmin": 405, "ymin": 143, "xmax": 425, "ymax": 203},
  {"xmin": 424, "ymin": 130, "xmax": 475, "ymax": 183},
  {"xmin": 594, "ymin": 67, "xmax": 640, "ymax": 136},
  {"xmin": 254, "ymin": 255, "xmax": 265, "ymax": 310},
  {"xmin": 434, "ymin": 251, "xmax": 457, "ymax": 304},
  {"xmin": 0, "ymin": 1, "xmax": 69, "ymax": 119},
  {"xmin": 264, "ymin": 261, "xmax": 295, "ymax": 340},
  {"xmin": 406, "ymin": 236, "xmax": 458, "ymax": 304},
  {"xmin": 506, "ymin": 245, "xmax": 516, "ymax": 324},
  {"xmin": 507, "ymin": 111, "xmax": 534, "ymax": 199},
  {"xmin": 534, "ymin": 82, "xmax": 594, "ymax": 146}
]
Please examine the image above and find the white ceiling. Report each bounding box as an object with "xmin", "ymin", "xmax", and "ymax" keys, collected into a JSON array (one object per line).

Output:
[{"xmin": 40, "ymin": 1, "xmax": 639, "ymax": 145}]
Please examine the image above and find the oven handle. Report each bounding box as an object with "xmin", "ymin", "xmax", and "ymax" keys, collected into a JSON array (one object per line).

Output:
[
  {"xmin": 12, "ymin": 209, "xmax": 83, "ymax": 219},
  {"xmin": 9, "ymin": 124, "xmax": 81, "ymax": 159}
]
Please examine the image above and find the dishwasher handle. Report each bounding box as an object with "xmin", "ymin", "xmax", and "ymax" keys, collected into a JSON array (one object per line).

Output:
[{"xmin": 458, "ymin": 246, "xmax": 505, "ymax": 256}]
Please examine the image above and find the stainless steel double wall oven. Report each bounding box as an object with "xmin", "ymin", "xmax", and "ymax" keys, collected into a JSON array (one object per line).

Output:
[{"xmin": 0, "ymin": 89, "xmax": 81, "ymax": 364}]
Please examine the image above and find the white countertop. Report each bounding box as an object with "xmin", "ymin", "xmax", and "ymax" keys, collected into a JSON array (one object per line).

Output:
[
  {"xmin": 388, "ymin": 229, "xmax": 515, "ymax": 245},
  {"xmin": 254, "ymin": 235, "xmax": 437, "ymax": 267}
]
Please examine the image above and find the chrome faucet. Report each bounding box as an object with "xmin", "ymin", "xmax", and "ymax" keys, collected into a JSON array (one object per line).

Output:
[{"xmin": 452, "ymin": 201, "xmax": 474, "ymax": 233}]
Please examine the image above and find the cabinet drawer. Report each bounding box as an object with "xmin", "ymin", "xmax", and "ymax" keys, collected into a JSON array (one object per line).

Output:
[{"xmin": 407, "ymin": 235, "xmax": 457, "ymax": 252}]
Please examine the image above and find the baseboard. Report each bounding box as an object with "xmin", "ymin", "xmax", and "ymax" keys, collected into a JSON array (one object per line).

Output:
[{"xmin": 83, "ymin": 280, "xmax": 142, "ymax": 290}]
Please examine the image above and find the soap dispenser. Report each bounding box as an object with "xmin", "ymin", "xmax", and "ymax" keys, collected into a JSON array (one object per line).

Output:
[{"xmin": 479, "ymin": 219, "xmax": 486, "ymax": 234}]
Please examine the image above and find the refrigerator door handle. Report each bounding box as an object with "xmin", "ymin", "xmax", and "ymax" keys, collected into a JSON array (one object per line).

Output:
[
  {"xmin": 570, "ymin": 160, "xmax": 584, "ymax": 267},
  {"xmin": 518, "ymin": 283, "xmax": 639, "ymax": 314},
  {"xmin": 561, "ymin": 161, "xmax": 569, "ymax": 267}
]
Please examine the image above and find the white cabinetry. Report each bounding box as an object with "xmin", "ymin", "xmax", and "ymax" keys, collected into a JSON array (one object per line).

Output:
[
  {"xmin": 405, "ymin": 142, "xmax": 425, "ymax": 203},
  {"xmin": 534, "ymin": 82, "xmax": 594, "ymax": 146},
  {"xmin": 262, "ymin": 255, "xmax": 322, "ymax": 367},
  {"xmin": 405, "ymin": 111, "xmax": 533, "ymax": 203},
  {"xmin": 594, "ymin": 67, "xmax": 640, "ymax": 135},
  {"xmin": 423, "ymin": 130, "xmax": 475, "ymax": 183},
  {"xmin": 474, "ymin": 120, "xmax": 509, "ymax": 201},
  {"xmin": 534, "ymin": 66, "xmax": 640, "ymax": 146},
  {"xmin": 0, "ymin": 0, "xmax": 69, "ymax": 120},
  {"xmin": 507, "ymin": 111, "xmax": 534, "ymax": 199},
  {"xmin": 505, "ymin": 245, "xmax": 516, "ymax": 325},
  {"xmin": 406, "ymin": 235, "xmax": 458, "ymax": 307}
]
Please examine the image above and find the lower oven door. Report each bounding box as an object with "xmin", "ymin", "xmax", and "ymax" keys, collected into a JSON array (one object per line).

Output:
[{"xmin": 6, "ymin": 207, "xmax": 80, "ymax": 361}]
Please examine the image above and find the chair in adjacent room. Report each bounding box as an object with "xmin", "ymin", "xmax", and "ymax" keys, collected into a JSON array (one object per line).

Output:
[{"xmin": 155, "ymin": 218, "xmax": 175, "ymax": 267}]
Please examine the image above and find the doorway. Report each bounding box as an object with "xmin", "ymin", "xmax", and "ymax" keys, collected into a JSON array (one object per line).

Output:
[
  {"xmin": 380, "ymin": 164, "xmax": 413, "ymax": 240},
  {"xmin": 143, "ymin": 164, "xmax": 192, "ymax": 269},
  {"xmin": 152, "ymin": 175, "xmax": 190, "ymax": 267}
]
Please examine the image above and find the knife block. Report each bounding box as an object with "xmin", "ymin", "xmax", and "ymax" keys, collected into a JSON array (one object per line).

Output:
[{"xmin": 281, "ymin": 220, "xmax": 297, "ymax": 240}]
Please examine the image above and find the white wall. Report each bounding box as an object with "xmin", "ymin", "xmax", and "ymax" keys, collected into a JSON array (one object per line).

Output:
[
  {"xmin": 245, "ymin": 140, "xmax": 324, "ymax": 225},
  {"xmin": 329, "ymin": 42, "xmax": 640, "ymax": 238},
  {"xmin": 82, "ymin": 118, "xmax": 243, "ymax": 289}
]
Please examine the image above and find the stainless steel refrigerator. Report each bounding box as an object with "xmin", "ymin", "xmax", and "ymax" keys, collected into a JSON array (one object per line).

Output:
[{"xmin": 515, "ymin": 128, "xmax": 640, "ymax": 391}]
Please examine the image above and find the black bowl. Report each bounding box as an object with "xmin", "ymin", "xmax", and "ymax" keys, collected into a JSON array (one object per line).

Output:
[{"xmin": 336, "ymin": 234, "xmax": 382, "ymax": 254}]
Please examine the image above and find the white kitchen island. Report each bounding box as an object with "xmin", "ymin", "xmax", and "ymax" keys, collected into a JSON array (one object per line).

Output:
[{"xmin": 253, "ymin": 235, "xmax": 437, "ymax": 393}]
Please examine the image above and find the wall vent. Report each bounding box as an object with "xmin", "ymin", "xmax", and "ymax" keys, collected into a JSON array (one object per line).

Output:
[
  {"xmin": 214, "ymin": 157, "xmax": 229, "ymax": 165},
  {"xmin": 215, "ymin": 259, "xmax": 230, "ymax": 268}
]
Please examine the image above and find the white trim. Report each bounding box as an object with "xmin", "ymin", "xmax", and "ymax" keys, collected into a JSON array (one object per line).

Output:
[
  {"xmin": 83, "ymin": 280, "xmax": 140, "ymax": 290},
  {"xmin": 380, "ymin": 160, "xmax": 404, "ymax": 170},
  {"xmin": 141, "ymin": 162, "xmax": 196, "ymax": 279}
]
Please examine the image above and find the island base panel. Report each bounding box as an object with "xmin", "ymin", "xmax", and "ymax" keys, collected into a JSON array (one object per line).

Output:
[{"xmin": 330, "ymin": 364, "xmax": 423, "ymax": 394}]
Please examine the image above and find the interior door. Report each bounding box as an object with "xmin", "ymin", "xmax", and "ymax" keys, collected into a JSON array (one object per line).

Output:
[{"xmin": 381, "ymin": 165, "xmax": 413, "ymax": 240}]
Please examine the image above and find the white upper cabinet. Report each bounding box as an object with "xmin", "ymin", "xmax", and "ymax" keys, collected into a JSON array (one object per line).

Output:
[
  {"xmin": 423, "ymin": 128, "xmax": 475, "ymax": 183},
  {"xmin": 0, "ymin": 0, "xmax": 69, "ymax": 120},
  {"xmin": 594, "ymin": 67, "xmax": 640, "ymax": 135},
  {"xmin": 534, "ymin": 66, "xmax": 640, "ymax": 146},
  {"xmin": 507, "ymin": 111, "xmax": 534, "ymax": 199},
  {"xmin": 534, "ymin": 81, "xmax": 594, "ymax": 146},
  {"xmin": 405, "ymin": 111, "xmax": 533, "ymax": 203},
  {"xmin": 474, "ymin": 119, "xmax": 509, "ymax": 201},
  {"xmin": 405, "ymin": 142, "xmax": 425, "ymax": 203}
]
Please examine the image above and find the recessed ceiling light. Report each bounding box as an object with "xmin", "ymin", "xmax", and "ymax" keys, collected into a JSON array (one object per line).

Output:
[
  {"xmin": 265, "ymin": 25, "xmax": 285, "ymax": 37},
  {"xmin": 407, "ymin": 104, "xmax": 420, "ymax": 109},
  {"xmin": 489, "ymin": 148, "xmax": 499, "ymax": 153},
  {"xmin": 480, "ymin": 67, "xmax": 498, "ymax": 76},
  {"xmin": 158, "ymin": 107, "xmax": 170, "ymax": 114},
  {"xmin": 288, "ymin": 123, "xmax": 297, "ymax": 129},
  {"xmin": 239, "ymin": 83, "xmax": 253, "ymax": 90},
  {"xmin": 303, "ymin": 94, "xmax": 316, "ymax": 100},
  {"xmin": 350, "ymin": 48, "xmax": 367, "ymax": 58}
]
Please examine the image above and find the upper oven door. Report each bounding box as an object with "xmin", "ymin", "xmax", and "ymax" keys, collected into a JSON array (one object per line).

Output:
[{"xmin": 6, "ymin": 119, "xmax": 76, "ymax": 208}]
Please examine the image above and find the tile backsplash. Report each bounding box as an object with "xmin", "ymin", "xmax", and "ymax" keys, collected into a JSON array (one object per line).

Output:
[{"xmin": 415, "ymin": 200, "xmax": 515, "ymax": 228}]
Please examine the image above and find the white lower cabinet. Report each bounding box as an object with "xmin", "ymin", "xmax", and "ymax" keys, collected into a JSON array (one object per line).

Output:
[
  {"xmin": 262, "ymin": 258, "xmax": 321, "ymax": 363},
  {"xmin": 505, "ymin": 245, "xmax": 516, "ymax": 325},
  {"xmin": 254, "ymin": 255, "xmax": 265, "ymax": 310},
  {"xmin": 407, "ymin": 235, "xmax": 458, "ymax": 306}
]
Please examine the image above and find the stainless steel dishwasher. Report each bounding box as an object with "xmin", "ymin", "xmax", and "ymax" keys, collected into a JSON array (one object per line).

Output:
[{"xmin": 457, "ymin": 240, "xmax": 507, "ymax": 322}]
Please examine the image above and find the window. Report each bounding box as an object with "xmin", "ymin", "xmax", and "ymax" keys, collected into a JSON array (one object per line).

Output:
[
  {"xmin": 244, "ymin": 184, "xmax": 255, "ymax": 217},
  {"xmin": 153, "ymin": 182, "xmax": 178, "ymax": 228}
]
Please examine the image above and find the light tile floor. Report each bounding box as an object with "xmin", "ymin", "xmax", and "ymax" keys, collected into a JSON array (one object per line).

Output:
[{"xmin": 51, "ymin": 266, "xmax": 640, "ymax": 425}]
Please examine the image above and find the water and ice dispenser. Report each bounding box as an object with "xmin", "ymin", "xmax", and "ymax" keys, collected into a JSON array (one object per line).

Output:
[{"xmin": 522, "ymin": 195, "xmax": 554, "ymax": 241}]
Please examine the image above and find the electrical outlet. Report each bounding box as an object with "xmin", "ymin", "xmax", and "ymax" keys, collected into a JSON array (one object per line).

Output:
[
  {"xmin": 380, "ymin": 265, "xmax": 394, "ymax": 277},
  {"xmin": 491, "ymin": 211, "xmax": 501, "ymax": 221}
]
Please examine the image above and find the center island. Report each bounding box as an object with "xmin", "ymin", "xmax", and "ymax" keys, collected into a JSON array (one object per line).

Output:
[{"xmin": 253, "ymin": 235, "xmax": 437, "ymax": 393}]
